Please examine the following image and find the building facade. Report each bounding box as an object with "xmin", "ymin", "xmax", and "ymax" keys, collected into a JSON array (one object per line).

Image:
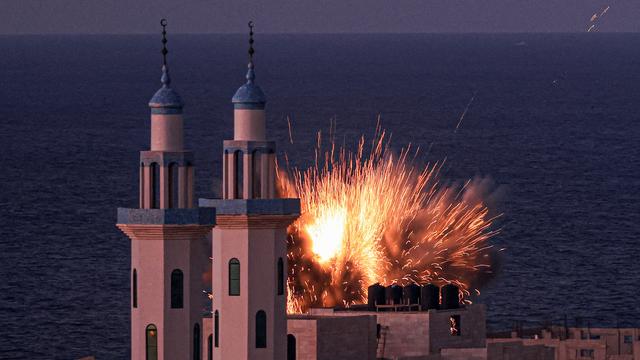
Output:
[
  {"xmin": 116, "ymin": 20, "xmax": 215, "ymax": 360},
  {"xmin": 199, "ymin": 22, "xmax": 301, "ymax": 360}
]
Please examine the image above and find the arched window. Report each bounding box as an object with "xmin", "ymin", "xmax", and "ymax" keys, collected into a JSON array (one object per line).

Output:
[
  {"xmin": 207, "ymin": 334, "xmax": 213, "ymax": 360},
  {"xmin": 168, "ymin": 162, "xmax": 179, "ymax": 208},
  {"xmin": 150, "ymin": 162, "xmax": 160, "ymax": 209},
  {"xmin": 214, "ymin": 310, "xmax": 219, "ymax": 348},
  {"xmin": 171, "ymin": 269, "xmax": 183, "ymax": 308},
  {"xmin": 252, "ymin": 150, "xmax": 262, "ymax": 198},
  {"xmin": 229, "ymin": 259, "xmax": 240, "ymax": 296},
  {"xmin": 193, "ymin": 323, "xmax": 201, "ymax": 360},
  {"xmin": 132, "ymin": 269, "xmax": 138, "ymax": 308},
  {"xmin": 256, "ymin": 310, "xmax": 267, "ymax": 348},
  {"xmin": 234, "ymin": 150, "xmax": 243, "ymax": 199},
  {"xmin": 146, "ymin": 324, "xmax": 158, "ymax": 360},
  {"xmin": 277, "ymin": 258, "xmax": 284, "ymax": 296},
  {"xmin": 287, "ymin": 334, "xmax": 297, "ymax": 360}
]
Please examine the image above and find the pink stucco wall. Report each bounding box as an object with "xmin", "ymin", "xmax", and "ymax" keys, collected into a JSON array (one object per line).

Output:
[
  {"xmin": 233, "ymin": 109, "xmax": 266, "ymax": 141},
  {"xmin": 211, "ymin": 225, "xmax": 288, "ymax": 360},
  {"xmin": 150, "ymin": 113, "xmax": 184, "ymax": 151},
  {"xmin": 130, "ymin": 232, "xmax": 209, "ymax": 360}
]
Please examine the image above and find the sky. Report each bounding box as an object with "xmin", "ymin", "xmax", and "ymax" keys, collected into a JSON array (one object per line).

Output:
[{"xmin": 1, "ymin": 0, "xmax": 639, "ymax": 34}]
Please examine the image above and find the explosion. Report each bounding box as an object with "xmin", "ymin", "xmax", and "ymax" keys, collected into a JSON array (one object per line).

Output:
[{"xmin": 278, "ymin": 127, "xmax": 500, "ymax": 314}]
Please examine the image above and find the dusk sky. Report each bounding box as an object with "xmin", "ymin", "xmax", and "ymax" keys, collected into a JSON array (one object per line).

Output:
[{"xmin": 2, "ymin": 0, "xmax": 639, "ymax": 34}]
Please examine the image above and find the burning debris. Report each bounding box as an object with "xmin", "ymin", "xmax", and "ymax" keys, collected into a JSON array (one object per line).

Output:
[{"xmin": 278, "ymin": 127, "xmax": 501, "ymax": 313}]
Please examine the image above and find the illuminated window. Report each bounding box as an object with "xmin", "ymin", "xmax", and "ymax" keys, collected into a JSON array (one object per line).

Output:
[
  {"xmin": 256, "ymin": 310, "xmax": 267, "ymax": 348},
  {"xmin": 450, "ymin": 315, "xmax": 461, "ymax": 336},
  {"xmin": 277, "ymin": 258, "xmax": 284, "ymax": 296},
  {"xmin": 171, "ymin": 269, "xmax": 183, "ymax": 308},
  {"xmin": 229, "ymin": 259, "xmax": 240, "ymax": 296},
  {"xmin": 146, "ymin": 324, "xmax": 158, "ymax": 360}
]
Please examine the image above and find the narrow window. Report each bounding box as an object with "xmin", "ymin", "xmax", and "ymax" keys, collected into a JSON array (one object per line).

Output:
[
  {"xmin": 234, "ymin": 150, "xmax": 243, "ymax": 199},
  {"xmin": 229, "ymin": 259, "xmax": 240, "ymax": 296},
  {"xmin": 580, "ymin": 349, "xmax": 594, "ymax": 358},
  {"xmin": 140, "ymin": 163, "xmax": 145, "ymax": 207},
  {"xmin": 287, "ymin": 334, "xmax": 296, "ymax": 360},
  {"xmin": 132, "ymin": 269, "xmax": 138, "ymax": 308},
  {"xmin": 146, "ymin": 324, "xmax": 158, "ymax": 360},
  {"xmin": 256, "ymin": 310, "xmax": 267, "ymax": 348},
  {"xmin": 171, "ymin": 269, "xmax": 184, "ymax": 308},
  {"xmin": 207, "ymin": 334, "xmax": 213, "ymax": 360},
  {"xmin": 193, "ymin": 323, "xmax": 201, "ymax": 360},
  {"xmin": 224, "ymin": 150, "xmax": 229, "ymax": 198},
  {"xmin": 214, "ymin": 310, "xmax": 219, "ymax": 347},
  {"xmin": 252, "ymin": 150, "xmax": 261, "ymax": 198},
  {"xmin": 277, "ymin": 258, "xmax": 284, "ymax": 296},
  {"xmin": 450, "ymin": 315, "xmax": 461, "ymax": 336},
  {"xmin": 168, "ymin": 162, "xmax": 179, "ymax": 208},
  {"xmin": 150, "ymin": 162, "xmax": 160, "ymax": 209}
]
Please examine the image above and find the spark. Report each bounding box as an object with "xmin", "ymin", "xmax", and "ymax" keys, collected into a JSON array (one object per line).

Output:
[
  {"xmin": 287, "ymin": 116, "xmax": 294, "ymax": 144},
  {"xmin": 455, "ymin": 91, "xmax": 477, "ymax": 133},
  {"xmin": 279, "ymin": 128, "xmax": 499, "ymax": 313},
  {"xmin": 587, "ymin": 4, "xmax": 612, "ymax": 32}
]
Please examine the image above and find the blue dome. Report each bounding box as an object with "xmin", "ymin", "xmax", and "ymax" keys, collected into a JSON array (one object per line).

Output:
[
  {"xmin": 232, "ymin": 66, "xmax": 266, "ymax": 109},
  {"xmin": 149, "ymin": 65, "xmax": 184, "ymax": 114}
]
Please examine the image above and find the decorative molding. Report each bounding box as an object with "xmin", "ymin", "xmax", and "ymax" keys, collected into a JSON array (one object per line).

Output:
[
  {"xmin": 215, "ymin": 214, "xmax": 298, "ymax": 229},
  {"xmin": 116, "ymin": 224, "xmax": 213, "ymax": 241}
]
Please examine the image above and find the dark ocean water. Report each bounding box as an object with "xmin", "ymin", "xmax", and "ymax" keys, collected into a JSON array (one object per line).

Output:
[{"xmin": 0, "ymin": 33, "xmax": 639, "ymax": 359}]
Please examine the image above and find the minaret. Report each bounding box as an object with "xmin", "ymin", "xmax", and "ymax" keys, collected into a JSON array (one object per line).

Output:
[
  {"xmin": 116, "ymin": 19, "xmax": 215, "ymax": 360},
  {"xmin": 200, "ymin": 22, "xmax": 300, "ymax": 360}
]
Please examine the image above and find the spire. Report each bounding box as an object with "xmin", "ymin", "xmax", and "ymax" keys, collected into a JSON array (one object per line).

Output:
[
  {"xmin": 149, "ymin": 18, "xmax": 184, "ymax": 114},
  {"xmin": 232, "ymin": 21, "xmax": 266, "ymax": 109},
  {"xmin": 246, "ymin": 21, "xmax": 256, "ymax": 84},
  {"xmin": 160, "ymin": 19, "xmax": 171, "ymax": 87}
]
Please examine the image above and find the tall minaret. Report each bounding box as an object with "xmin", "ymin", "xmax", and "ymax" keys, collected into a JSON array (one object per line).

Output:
[
  {"xmin": 117, "ymin": 19, "xmax": 215, "ymax": 360},
  {"xmin": 200, "ymin": 22, "xmax": 300, "ymax": 360}
]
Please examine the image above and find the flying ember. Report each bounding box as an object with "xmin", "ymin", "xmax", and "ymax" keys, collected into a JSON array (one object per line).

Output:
[{"xmin": 278, "ymin": 127, "xmax": 501, "ymax": 314}]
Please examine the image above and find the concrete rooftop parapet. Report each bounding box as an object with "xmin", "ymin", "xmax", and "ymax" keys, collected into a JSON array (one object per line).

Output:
[
  {"xmin": 116, "ymin": 207, "xmax": 216, "ymax": 225},
  {"xmin": 222, "ymin": 140, "xmax": 275, "ymax": 153},
  {"xmin": 198, "ymin": 198, "xmax": 300, "ymax": 216}
]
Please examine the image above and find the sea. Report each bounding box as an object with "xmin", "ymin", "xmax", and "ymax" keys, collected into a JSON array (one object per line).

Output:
[{"xmin": 0, "ymin": 33, "xmax": 639, "ymax": 359}]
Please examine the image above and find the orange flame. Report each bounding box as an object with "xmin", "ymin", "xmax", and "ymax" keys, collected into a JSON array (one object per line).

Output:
[{"xmin": 279, "ymin": 127, "xmax": 500, "ymax": 314}]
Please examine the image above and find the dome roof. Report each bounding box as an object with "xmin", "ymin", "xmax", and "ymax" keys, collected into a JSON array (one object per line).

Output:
[
  {"xmin": 149, "ymin": 65, "xmax": 184, "ymax": 114},
  {"xmin": 232, "ymin": 66, "xmax": 266, "ymax": 109}
]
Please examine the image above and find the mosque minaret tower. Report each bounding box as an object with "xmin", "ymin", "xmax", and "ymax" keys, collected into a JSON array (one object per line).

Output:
[
  {"xmin": 200, "ymin": 22, "xmax": 301, "ymax": 360},
  {"xmin": 116, "ymin": 19, "xmax": 215, "ymax": 360}
]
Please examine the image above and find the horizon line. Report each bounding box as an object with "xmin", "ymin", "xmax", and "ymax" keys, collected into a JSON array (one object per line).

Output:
[{"xmin": 1, "ymin": 30, "xmax": 640, "ymax": 36}]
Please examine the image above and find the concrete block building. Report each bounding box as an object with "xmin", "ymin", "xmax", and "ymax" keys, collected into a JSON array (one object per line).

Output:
[
  {"xmin": 487, "ymin": 326, "xmax": 640, "ymax": 360},
  {"xmin": 299, "ymin": 304, "xmax": 487, "ymax": 360}
]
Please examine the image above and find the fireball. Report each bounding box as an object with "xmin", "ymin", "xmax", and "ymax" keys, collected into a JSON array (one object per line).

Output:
[{"xmin": 278, "ymin": 127, "xmax": 500, "ymax": 313}]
